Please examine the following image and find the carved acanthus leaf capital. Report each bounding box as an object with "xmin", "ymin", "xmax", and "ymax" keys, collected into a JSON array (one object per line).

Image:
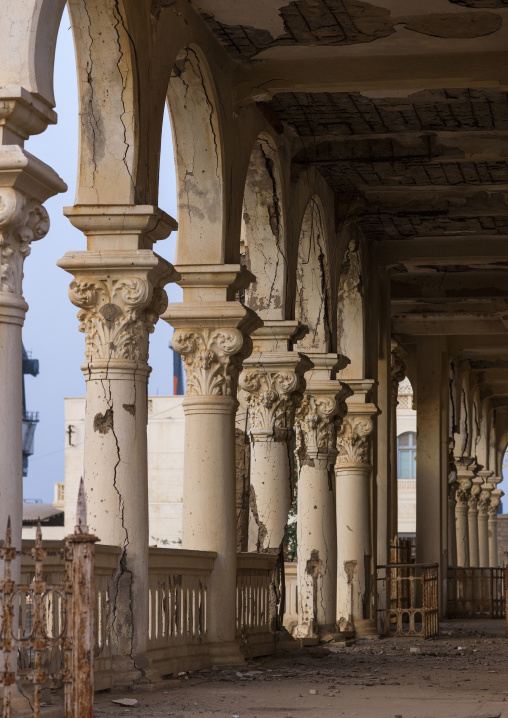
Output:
[
  {"xmin": 173, "ymin": 327, "xmax": 244, "ymax": 396},
  {"xmin": 478, "ymin": 489, "xmax": 492, "ymax": 516},
  {"xmin": 455, "ymin": 478, "xmax": 472, "ymax": 508},
  {"xmin": 238, "ymin": 368, "xmax": 303, "ymax": 439},
  {"xmin": 489, "ymin": 493, "xmax": 502, "ymax": 519},
  {"xmin": 336, "ymin": 412, "xmax": 375, "ymax": 466},
  {"xmin": 295, "ymin": 392, "xmax": 339, "ymax": 463},
  {"xmin": 0, "ymin": 188, "xmax": 49, "ymax": 295},
  {"xmin": 69, "ymin": 275, "xmax": 167, "ymax": 363}
]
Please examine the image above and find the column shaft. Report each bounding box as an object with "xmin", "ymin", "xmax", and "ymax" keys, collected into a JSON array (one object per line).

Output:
[
  {"xmin": 59, "ymin": 206, "xmax": 176, "ymax": 682},
  {"xmin": 164, "ymin": 265, "xmax": 261, "ymax": 665},
  {"xmin": 455, "ymin": 497, "xmax": 470, "ymax": 567},
  {"xmin": 293, "ymin": 355, "xmax": 349, "ymax": 637},
  {"xmin": 335, "ymin": 395, "xmax": 377, "ymax": 635},
  {"xmin": 182, "ymin": 396, "xmax": 238, "ymax": 644},
  {"xmin": 0, "ymin": 160, "xmax": 65, "ymax": 562},
  {"xmin": 468, "ymin": 501, "xmax": 480, "ymax": 567},
  {"xmin": 0, "ymin": 297, "xmax": 25, "ymax": 556},
  {"xmin": 297, "ymin": 458, "xmax": 336, "ymax": 633},
  {"xmin": 238, "ymin": 322, "xmax": 308, "ymax": 553},
  {"xmin": 248, "ymin": 441, "xmax": 292, "ymax": 551}
]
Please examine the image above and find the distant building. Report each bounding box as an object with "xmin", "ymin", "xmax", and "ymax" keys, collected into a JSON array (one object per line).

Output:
[
  {"xmin": 397, "ymin": 378, "xmax": 417, "ymax": 536},
  {"xmin": 22, "ymin": 485, "xmax": 65, "ymax": 541},
  {"xmin": 22, "ymin": 345, "xmax": 39, "ymax": 478},
  {"xmin": 63, "ymin": 396, "xmax": 185, "ymax": 545}
]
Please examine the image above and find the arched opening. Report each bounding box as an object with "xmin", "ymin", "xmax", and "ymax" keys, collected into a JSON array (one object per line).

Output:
[
  {"xmin": 396, "ymin": 377, "xmax": 417, "ymax": 538},
  {"xmin": 295, "ymin": 196, "xmax": 331, "ymax": 353},
  {"xmin": 167, "ymin": 45, "xmax": 224, "ymax": 266},
  {"xmin": 242, "ymin": 134, "xmax": 287, "ymax": 320}
]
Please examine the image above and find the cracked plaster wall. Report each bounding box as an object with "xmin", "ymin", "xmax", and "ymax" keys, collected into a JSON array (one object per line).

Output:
[
  {"xmin": 243, "ymin": 135, "xmax": 287, "ymax": 320},
  {"xmin": 68, "ymin": 0, "xmax": 139, "ymax": 205},
  {"xmin": 295, "ymin": 196, "xmax": 333, "ymax": 353}
]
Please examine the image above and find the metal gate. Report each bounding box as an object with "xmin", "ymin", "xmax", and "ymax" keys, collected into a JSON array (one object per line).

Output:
[
  {"xmin": 378, "ymin": 563, "xmax": 439, "ymax": 639},
  {"xmin": 0, "ymin": 480, "xmax": 96, "ymax": 718},
  {"xmin": 447, "ymin": 567, "xmax": 505, "ymax": 619}
]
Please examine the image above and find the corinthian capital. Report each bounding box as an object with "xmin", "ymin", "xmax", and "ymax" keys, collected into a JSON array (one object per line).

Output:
[
  {"xmin": 489, "ymin": 489, "xmax": 503, "ymax": 519},
  {"xmin": 337, "ymin": 413, "xmax": 375, "ymax": 466},
  {"xmin": 0, "ymin": 188, "xmax": 49, "ymax": 295},
  {"xmin": 295, "ymin": 391, "xmax": 347, "ymax": 464},
  {"xmin": 455, "ymin": 479, "xmax": 472, "ymax": 508},
  {"xmin": 173, "ymin": 327, "xmax": 245, "ymax": 396},
  {"xmin": 239, "ymin": 368, "xmax": 304, "ymax": 438},
  {"xmin": 59, "ymin": 251, "xmax": 175, "ymax": 365}
]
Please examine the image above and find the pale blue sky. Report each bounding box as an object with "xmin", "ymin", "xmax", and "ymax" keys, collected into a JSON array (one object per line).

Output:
[{"xmin": 23, "ymin": 8, "xmax": 181, "ymax": 501}]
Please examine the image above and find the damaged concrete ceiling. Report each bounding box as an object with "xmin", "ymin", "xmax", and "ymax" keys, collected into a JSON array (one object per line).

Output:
[{"xmin": 192, "ymin": 0, "xmax": 508, "ymax": 406}]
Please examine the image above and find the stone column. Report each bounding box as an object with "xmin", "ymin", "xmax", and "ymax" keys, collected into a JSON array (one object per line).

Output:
[
  {"xmin": 336, "ymin": 383, "xmax": 378, "ymax": 635},
  {"xmin": 164, "ymin": 265, "xmax": 260, "ymax": 664},
  {"xmin": 468, "ymin": 473, "xmax": 484, "ymax": 568},
  {"xmin": 489, "ymin": 487, "xmax": 503, "ymax": 567},
  {"xmin": 390, "ymin": 343, "xmax": 406, "ymax": 539},
  {"xmin": 0, "ymin": 149, "xmax": 65, "ymax": 560},
  {"xmin": 293, "ymin": 355, "xmax": 350, "ymax": 638},
  {"xmin": 59, "ymin": 206, "xmax": 177, "ymax": 682},
  {"xmin": 476, "ymin": 471, "xmax": 494, "ymax": 567},
  {"xmin": 454, "ymin": 457, "xmax": 475, "ymax": 567},
  {"xmin": 447, "ymin": 462, "xmax": 458, "ymax": 567},
  {"xmin": 238, "ymin": 321, "xmax": 309, "ymax": 553}
]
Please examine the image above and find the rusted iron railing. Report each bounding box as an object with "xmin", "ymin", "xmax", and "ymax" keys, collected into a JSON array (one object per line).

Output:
[
  {"xmin": 447, "ymin": 567, "xmax": 505, "ymax": 619},
  {"xmin": 0, "ymin": 479, "xmax": 97, "ymax": 718},
  {"xmin": 377, "ymin": 563, "xmax": 439, "ymax": 639}
]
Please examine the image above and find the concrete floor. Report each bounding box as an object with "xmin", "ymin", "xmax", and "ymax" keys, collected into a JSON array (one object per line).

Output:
[{"xmin": 94, "ymin": 620, "xmax": 508, "ymax": 718}]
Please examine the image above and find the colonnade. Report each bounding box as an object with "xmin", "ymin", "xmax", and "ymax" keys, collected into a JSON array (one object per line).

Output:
[{"xmin": 1, "ymin": 0, "xmax": 508, "ymax": 689}]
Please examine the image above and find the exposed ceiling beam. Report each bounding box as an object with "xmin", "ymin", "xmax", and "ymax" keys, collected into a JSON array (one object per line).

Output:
[{"xmin": 235, "ymin": 52, "xmax": 508, "ymax": 103}]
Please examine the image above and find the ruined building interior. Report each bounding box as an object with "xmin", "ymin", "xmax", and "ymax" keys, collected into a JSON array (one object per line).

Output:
[{"xmin": 3, "ymin": 0, "xmax": 508, "ymax": 714}]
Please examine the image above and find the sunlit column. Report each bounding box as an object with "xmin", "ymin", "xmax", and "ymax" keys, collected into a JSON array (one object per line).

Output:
[
  {"xmin": 293, "ymin": 355, "xmax": 350, "ymax": 637},
  {"xmin": 59, "ymin": 205, "xmax": 176, "ymax": 681},
  {"xmin": 238, "ymin": 321, "xmax": 309, "ymax": 553},
  {"xmin": 336, "ymin": 382, "xmax": 378, "ymax": 635},
  {"xmin": 164, "ymin": 265, "xmax": 260, "ymax": 665},
  {"xmin": 0, "ymin": 148, "xmax": 65, "ymax": 562}
]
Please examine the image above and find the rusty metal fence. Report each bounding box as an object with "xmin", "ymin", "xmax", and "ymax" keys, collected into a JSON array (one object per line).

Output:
[
  {"xmin": 447, "ymin": 567, "xmax": 505, "ymax": 619},
  {"xmin": 0, "ymin": 481, "xmax": 96, "ymax": 718},
  {"xmin": 377, "ymin": 563, "xmax": 439, "ymax": 639}
]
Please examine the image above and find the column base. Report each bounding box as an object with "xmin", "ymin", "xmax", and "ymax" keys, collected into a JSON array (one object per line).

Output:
[
  {"xmin": 209, "ymin": 640, "xmax": 245, "ymax": 667},
  {"xmin": 111, "ymin": 655, "xmax": 150, "ymax": 690},
  {"xmin": 353, "ymin": 619, "xmax": 378, "ymax": 637}
]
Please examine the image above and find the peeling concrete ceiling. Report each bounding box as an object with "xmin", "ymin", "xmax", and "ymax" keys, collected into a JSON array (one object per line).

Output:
[
  {"xmin": 190, "ymin": 0, "xmax": 508, "ymax": 401},
  {"xmin": 194, "ymin": 0, "xmax": 508, "ymax": 60}
]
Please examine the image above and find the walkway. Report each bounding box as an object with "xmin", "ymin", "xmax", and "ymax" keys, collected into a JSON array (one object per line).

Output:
[{"xmin": 94, "ymin": 620, "xmax": 508, "ymax": 718}]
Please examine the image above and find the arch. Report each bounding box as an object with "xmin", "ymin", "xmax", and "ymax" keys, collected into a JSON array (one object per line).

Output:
[
  {"xmin": 242, "ymin": 133, "xmax": 287, "ymax": 320},
  {"xmin": 167, "ymin": 44, "xmax": 224, "ymax": 266},
  {"xmin": 67, "ymin": 0, "xmax": 142, "ymax": 205},
  {"xmin": 337, "ymin": 232, "xmax": 364, "ymax": 377},
  {"xmin": 475, "ymin": 397, "xmax": 490, "ymax": 468},
  {"xmin": 0, "ymin": 0, "xmax": 66, "ymax": 110},
  {"xmin": 471, "ymin": 385, "xmax": 482, "ymax": 462},
  {"xmin": 455, "ymin": 372, "xmax": 473, "ymax": 458},
  {"xmin": 295, "ymin": 196, "xmax": 332, "ymax": 353}
]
